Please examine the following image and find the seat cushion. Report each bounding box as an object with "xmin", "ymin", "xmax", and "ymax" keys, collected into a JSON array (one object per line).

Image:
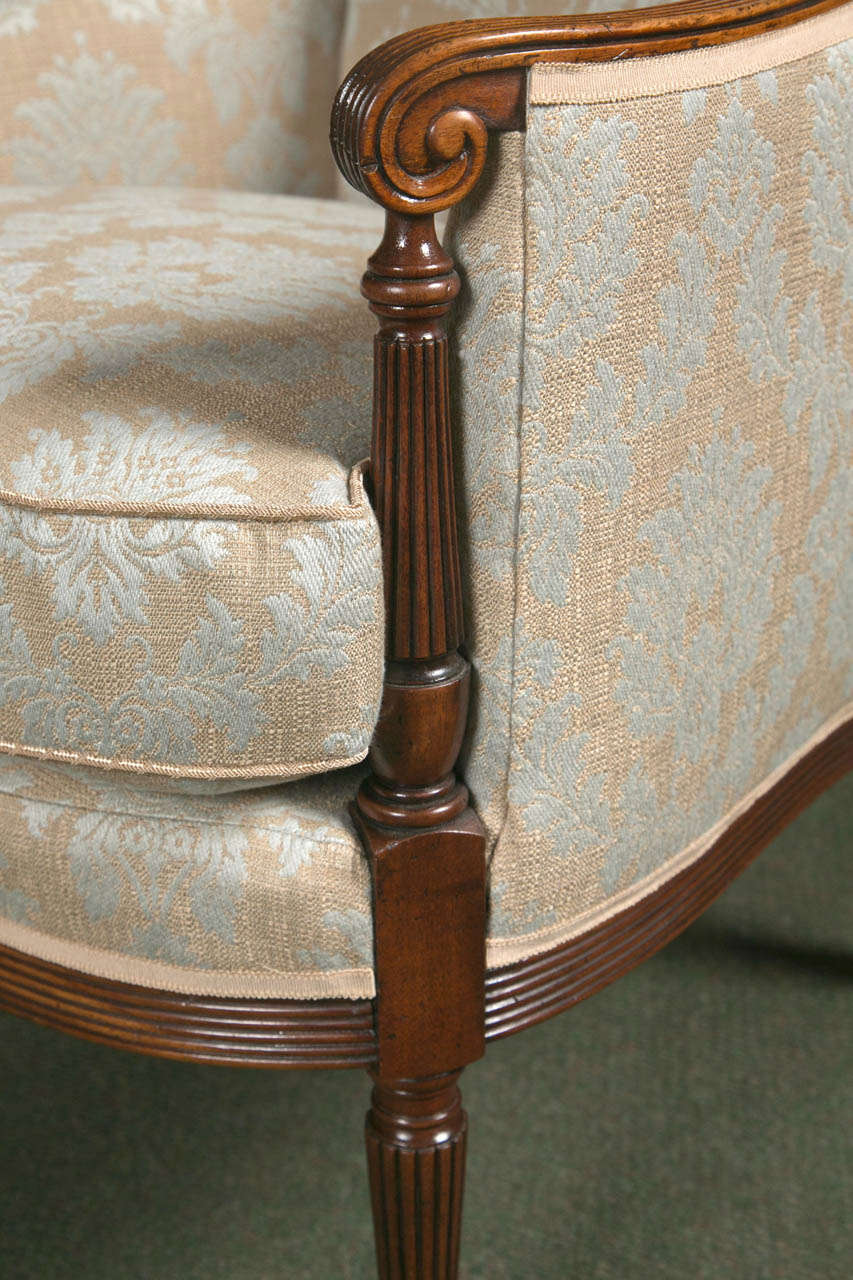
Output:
[
  {"xmin": 0, "ymin": 754, "xmax": 374, "ymax": 998},
  {"xmin": 0, "ymin": 185, "xmax": 385, "ymax": 783}
]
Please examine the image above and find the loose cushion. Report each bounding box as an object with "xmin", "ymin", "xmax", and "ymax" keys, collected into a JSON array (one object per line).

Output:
[
  {"xmin": 0, "ymin": 1, "xmax": 347, "ymax": 195},
  {"xmin": 0, "ymin": 754, "xmax": 374, "ymax": 997},
  {"xmin": 0, "ymin": 185, "xmax": 385, "ymax": 784},
  {"xmin": 447, "ymin": 7, "xmax": 853, "ymax": 968}
]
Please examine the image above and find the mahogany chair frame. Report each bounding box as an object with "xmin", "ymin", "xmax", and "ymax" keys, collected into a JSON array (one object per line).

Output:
[{"xmin": 1, "ymin": 2, "xmax": 850, "ymax": 1276}]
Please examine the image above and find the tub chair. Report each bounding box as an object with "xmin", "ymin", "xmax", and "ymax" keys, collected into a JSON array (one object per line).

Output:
[{"xmin": 0, "ymin": 1, "xmax": 850, "ymax": 1276}]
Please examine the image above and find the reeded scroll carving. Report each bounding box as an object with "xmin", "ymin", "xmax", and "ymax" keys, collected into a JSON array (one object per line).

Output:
[{"xmin": 330, "ymin": 0, "xmax": 844, "ymax": 214}]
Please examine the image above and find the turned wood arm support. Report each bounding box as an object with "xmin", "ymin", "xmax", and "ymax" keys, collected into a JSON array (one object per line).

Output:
[{"xmin": 329, "ymin": 0, "xmax": 843, "ymax": 1087}]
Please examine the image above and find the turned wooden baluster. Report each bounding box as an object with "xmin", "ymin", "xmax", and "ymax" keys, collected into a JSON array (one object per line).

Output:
[{"xmin": 352, "ymin": 211, "xmax": 487, "ymax": 1280}]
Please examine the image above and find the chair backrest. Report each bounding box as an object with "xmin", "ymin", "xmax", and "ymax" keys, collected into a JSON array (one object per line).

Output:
[
  {"xmin": 0, "ymin": 0, "xmax": 348, "ymax": 195},
  {"xmin": 0, "ymin": 2, "xmax": 654, "ymax": 197}
]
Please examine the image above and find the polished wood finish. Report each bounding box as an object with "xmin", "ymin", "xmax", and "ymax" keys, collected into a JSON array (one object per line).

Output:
[
  {"xmin": 366, "ymin": 1073, "xmax": 467, "ymax": 1279},
  {"xmin": 332, "ymin": 0, "xmax": 847, "ymax": 213},
  {"xmin": 0, "ymin": 943, "xmax": 375, "ymax": 1068},
  {"xmin": 354, "ymin": 807, "xmax": 486, "ymax": 1080},
  {"xmin": 353, "ymin": 156, "xmax": 487, "ymax": 1278},
  {"xmin": 363, "ymin": 214, "xmax": 465, "ymax": 660},
  {"xmin": 1, "ymin": 717, "xmax": 850, "ymax": 1068}
]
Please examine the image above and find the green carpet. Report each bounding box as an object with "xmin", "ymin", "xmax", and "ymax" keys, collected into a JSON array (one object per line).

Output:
[{"xmin": 1, "ymin": 774, "xmax": 851, "ymax": 1280}]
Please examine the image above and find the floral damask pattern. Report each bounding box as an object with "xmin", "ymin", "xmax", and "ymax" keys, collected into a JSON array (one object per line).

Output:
[
  {"xmin": 6, "ymin": 39, "xmax": 191, "ymax": 187},
  {"xmin": 0, "ymin": 755, "xmax": 375, "ymax": 995},
  {"xmin": 449, "ymin": 17, "xmax": 852, "ymax": 966},
  {"xmin": 0, "ymin": 185, "xmax": 384, "ymax": 780},
  {"xmin": 0, "ymin": 1, "xmax": 49, "ymax": 38},
  {"xmin": 0, "ymin": 8, "xmax": 850, "ymax": 1002},
  {"xmin": 1, "ymin": 413, "xmax": 255, "ymax": 642},
  {"xmin": 0, "ymin": 0, "xmax": 347, "ymax": 194}
]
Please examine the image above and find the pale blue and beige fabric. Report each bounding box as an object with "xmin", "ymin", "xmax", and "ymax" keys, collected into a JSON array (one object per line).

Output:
[
  {"xmin": 0, "ymin": 754, "xmax": 375, "ymax": 996},
  {"xmin": 0, "ymin": 1, "xmax": 649, "ymax": 199},
  {"xmin": 0, "ymin": 183, "xmax": 384, "ymax": 995},
  {"xmin": 0, "ymin": 1, "xmax": 349, "ymax": 194},
  {"xmin": 0, "ymin": 186, "xmax": 385, "ymax": 783},
  {"xmin": 449, "ymin": 5, "xmax": 853, "ymax": 967},
  {"xmin": 0, "ymin": 3, "xmax": 850, "ymax": 999}
]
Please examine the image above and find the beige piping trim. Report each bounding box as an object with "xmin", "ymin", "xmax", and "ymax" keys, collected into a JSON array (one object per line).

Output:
[
  {"xmin": 529, "ymin": 3, "xmax": 852, "ymax": 104},
  {"xmin": 0, "ymin": 737, "xmax": 370, "ymax": 780},
  {"xmin": 0, "ymin": 916, "xmax": 375, "ymax": 1000},
  {"xmin": 485, "ymin": 702, "xmax": 853, "ymax": 971},
  {"xmin": 0, "ymin": 461, "xmax": 374, "ymax": 523}
]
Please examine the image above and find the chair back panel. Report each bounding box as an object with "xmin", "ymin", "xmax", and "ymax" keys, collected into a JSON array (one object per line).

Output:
[{"xmin": 0, "ymin": 1, "xmax": 347, "ymax": 194}]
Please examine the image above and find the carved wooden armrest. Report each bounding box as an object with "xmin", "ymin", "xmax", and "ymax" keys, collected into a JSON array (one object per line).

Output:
[
  {"xmin": 332, "ymin": 0, "xmax": 844, "ymax": 216},
  {"xmin": 329, "ymin": 0, "xmax": 844, "ymax": 843},
  {"xmin": 329, "ymin": 0, "xmax": 843, "ymax": 1067}
]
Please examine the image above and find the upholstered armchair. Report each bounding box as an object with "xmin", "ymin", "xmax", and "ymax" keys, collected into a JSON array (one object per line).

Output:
[{"xmin": 1, "ymin": 1, "xmax": 850, "ymax": 1276}]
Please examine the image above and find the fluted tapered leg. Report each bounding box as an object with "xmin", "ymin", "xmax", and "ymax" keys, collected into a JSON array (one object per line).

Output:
[
  {"xmin": 366, "ymin": 1072, "xmax": 467, "ymax": 1280},
  {"xmin": 356, "ymin": 210, "xmax": 485, "ymax": 1280}
]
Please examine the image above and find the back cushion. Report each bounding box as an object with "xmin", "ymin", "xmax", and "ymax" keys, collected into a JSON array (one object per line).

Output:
[{"xmin": 0, "ymin": 1, "xmax": 346, "ymax": 194}]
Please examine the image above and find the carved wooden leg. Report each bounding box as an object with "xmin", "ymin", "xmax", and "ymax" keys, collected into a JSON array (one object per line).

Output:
[
  {"xmin": 354, "ymin": 800, "xmax": 483, "ymax": 1280},
  {"xmin": 366, "ymin": 1072, "xmax": 467, "ymax": 1280},
  {"xmin": 354, "ymin": 210, "xmax": 487, "ymax": 1280}
]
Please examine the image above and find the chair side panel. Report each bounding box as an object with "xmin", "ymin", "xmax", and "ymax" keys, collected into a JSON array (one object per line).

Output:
[{"xmin": 450, "ymin": 12, "xmax": 853, "ymax": 967}]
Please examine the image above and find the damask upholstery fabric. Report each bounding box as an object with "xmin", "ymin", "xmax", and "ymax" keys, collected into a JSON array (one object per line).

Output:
[
  {"xmin": 2, "ymin": 8, "xmax": 851, "ymax": 1003},
  {"xmin": 0, "ymin": 754, "xmax": 375, "ymax": 997},
  {"xmin": 447, "ymin": 6, "xmax": 853, "ymax": 969},
  {"xmin": 0, "ymin": 1, "xmax": 347, "ymax": 196},
  {"xmin": 0, "ymin": 184, "xmax": 384, "ymax": 783}
]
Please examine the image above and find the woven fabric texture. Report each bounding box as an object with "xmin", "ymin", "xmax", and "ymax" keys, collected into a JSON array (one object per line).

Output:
[
  {"xmin": 447, "ymin": 7, "xmax": 853, "ymax": 968},
  {"xmin": 0, "ymin": 754, "xmax": 375, "ymax": 997},
  {"xmin": 0, "ymin": 1, "xmax": 680, "ymax": 205},
  {"xmin": 0, "ymin": 1, "xmax": 347, "ymax": 196},
  {"xmin": 0, "ymin": 185, "xmax": 384, "ymax": 782}
]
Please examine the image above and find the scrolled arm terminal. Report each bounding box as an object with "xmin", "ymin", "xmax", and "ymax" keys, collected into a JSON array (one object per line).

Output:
[{"xmin": 330, "ymin": 0, "xmax": 846, "ymax": 214}]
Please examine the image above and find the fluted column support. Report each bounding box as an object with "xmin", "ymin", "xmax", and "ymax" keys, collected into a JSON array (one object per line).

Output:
[
  {"xmin": 352, "ymin": 210, "xmax": 487, "ymax": 1280},
  {"xmin": 366, "ymin": 1073, "xmax": 467, "ymax": 1280}
]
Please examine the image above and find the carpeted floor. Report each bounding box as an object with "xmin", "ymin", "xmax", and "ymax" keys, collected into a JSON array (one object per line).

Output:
[{"xmin": 1, "ymin": 773, "xmax": 850, "ymax": 1280}]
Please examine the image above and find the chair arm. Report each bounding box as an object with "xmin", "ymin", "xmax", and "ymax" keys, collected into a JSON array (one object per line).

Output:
[
  {"xmin": 326, "ymin": 0, "xmax": 847, "ymax": 1089},
  {"xmin": 331, "ymin": 0, "xmax": 845, "ymax": 217}
]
